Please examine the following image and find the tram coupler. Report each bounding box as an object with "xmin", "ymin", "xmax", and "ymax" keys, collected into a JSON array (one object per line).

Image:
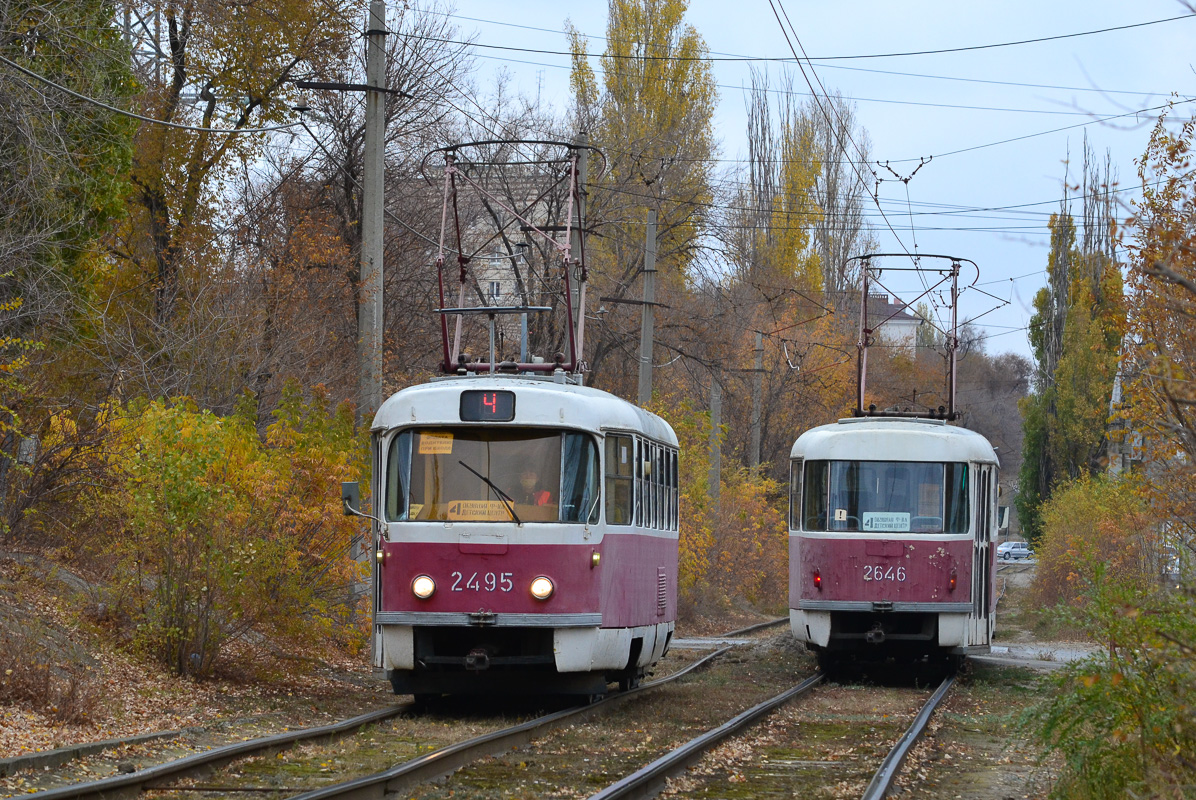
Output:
[
  {"xmin": 465, "ymin": 648, "xmax": 491, "ymax": 671},
  {"xmin": 865, "ymin": 624, "xmax": 887, "ymax": 645}
]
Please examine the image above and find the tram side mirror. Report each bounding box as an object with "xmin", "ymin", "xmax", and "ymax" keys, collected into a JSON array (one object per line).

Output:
[{"xmin": 342, "ymin": 481, "xmax": 361, "ymax": 516}]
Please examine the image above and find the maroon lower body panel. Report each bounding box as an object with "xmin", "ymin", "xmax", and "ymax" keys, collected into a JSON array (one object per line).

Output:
[
  {"xmin": 790, "ymin": 535, "xmax": 974, "ymax": 607},
  {"xmin": 379, "ymin": 532, "xmax": 678, "ymax": 627}
]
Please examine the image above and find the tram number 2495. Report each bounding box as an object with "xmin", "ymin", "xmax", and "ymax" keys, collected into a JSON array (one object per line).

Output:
[
  {"xmin": 862, "ymin": 565, "xmax": 906, "ymax": 582},
  {"xmin": 451, "ymin": 571, "xmax": 514, "ymax": 592}
]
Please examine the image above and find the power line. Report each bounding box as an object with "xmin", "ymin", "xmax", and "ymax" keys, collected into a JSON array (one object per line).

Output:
[
  {"xmin": 398, "ymin": 13, "xmax": 1196, "ymax": 64},
  {"xmin": 434, "ymin": 8, "xmax": 1172, "ymax": 97},
  {"xmin": 0, "ymin": 53, "xmax": 301, "ymax": 134},
  {"xmin": 765, "ymin": 0, "xmax": 915, "ymax": 263},
  {"xmin": 472, "ymin": 51, "xmax": 1131, "ymax": 118}
]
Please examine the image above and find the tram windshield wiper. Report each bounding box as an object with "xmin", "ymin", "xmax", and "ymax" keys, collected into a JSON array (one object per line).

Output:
[{"xmin": 457, "ymin": 460, "xmax": 522, "ymax": 524}]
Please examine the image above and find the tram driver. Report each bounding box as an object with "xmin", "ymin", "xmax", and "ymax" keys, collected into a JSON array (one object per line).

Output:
[{"xmin": 519, "ymin": 468, "xmax": 553, "ymax": 506}]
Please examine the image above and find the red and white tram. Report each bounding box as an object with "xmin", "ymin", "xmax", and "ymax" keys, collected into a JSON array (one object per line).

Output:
[
  {"xmin": 789, "ymin": 253, "xmax": 1000, "ymax": 668},
  {"xmin": 368, "ymin": 373, "xmax": 679, "ymax": 697},
  {"xmin": 787, "ymin": 414, "xmax": 999, "ymax": 667}
]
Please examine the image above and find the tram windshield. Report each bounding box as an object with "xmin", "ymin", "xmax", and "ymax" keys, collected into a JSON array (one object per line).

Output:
[
  {"xmin": 801, "ymin": 460, "xmax": 969, "ymax": 534},
  {"xmin": 385, "ymin": 428, "xmax": 600, "ymax": 524}
]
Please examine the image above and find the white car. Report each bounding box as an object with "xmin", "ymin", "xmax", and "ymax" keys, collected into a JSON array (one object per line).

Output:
[{"xmin": 997, "ymin": 541, "xmax": 1034, "ymax": 561}]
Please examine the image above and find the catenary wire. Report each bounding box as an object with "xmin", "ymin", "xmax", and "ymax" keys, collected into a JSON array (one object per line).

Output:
[
  {"xmin": 394, "ymin": 13, "xmax": 1196, "ymax": 64},
  {"xmin": 0, "ymin": 53, "xmax": 302, "ymax": 134},
  {"xmin": 429, "ymin": 7, "xmax": 1173, "ymax": 97}
]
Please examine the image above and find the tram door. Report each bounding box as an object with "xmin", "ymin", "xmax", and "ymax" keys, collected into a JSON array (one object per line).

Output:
[
  {"xmin": 370, "ymin": 433, "xmax": 384, "ymax": 666},
  {"xmin": 970, "ymin": 464, "xmax": 996, "ymax": 644}
]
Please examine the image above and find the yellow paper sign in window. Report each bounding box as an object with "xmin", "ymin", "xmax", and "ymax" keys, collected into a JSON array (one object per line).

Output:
[
  {"xmin": 418, "ymin": 431, "xmax": 454, "ymax": 454},
  {"xmin": 446, "ymin": 500, "xmax": 511, "ymax": 520}
]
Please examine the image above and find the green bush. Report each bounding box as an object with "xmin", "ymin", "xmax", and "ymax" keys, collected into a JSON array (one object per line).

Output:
[
  {"xmin": 97, "ymin": 384, "xmax": 367, "ymax": 676},
  {"xmin": 1027, "ymin": 476, "xmax": 1195, "ymax": 797},
  {"xmin": 1028, "ymin": 572, "xmax": 1195, "ymax": 798},
  {"xmin": 1032, "ymin": 474, "xmax": 1152, "ymax": 608}
]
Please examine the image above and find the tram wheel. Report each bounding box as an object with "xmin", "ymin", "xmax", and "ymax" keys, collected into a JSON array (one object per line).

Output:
[{"xmin": 816, "ymin": 650, "xmax": 842, "ymax": 676}]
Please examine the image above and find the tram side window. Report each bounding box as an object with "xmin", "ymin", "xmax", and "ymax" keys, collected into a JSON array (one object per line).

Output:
[
  {"xmin": 640, "ymin": 441, "xmax": 651, "ymax": 528},
  {"xmin": 945, "ymin": 463, "xmax": 969, "ymax": 533},
  {"xmin": 605, "ymin": 434, "xmax": 634, "ymax": 525},
  {"xmin": 802, "ymin": 460, "xmax": 830, "ymax": 530},
  {"xmin": 789, "ymin": 459, "xmax": 803, "ymax": 530},
  {"xmin": 652, "ymin": 443, "xmax": 663, "ymax": 529},
  {"xmin": 385, "ymin": 431, "xmax": 412, "ymax": 521},
  {"xmin": 659, "ymin": 446, "xmax": 668, "ymax": 529},
  {"xmin": 676, "ymin": 450, "xmax": 681, "ymax": 530},
  {"xmin": 663, "ymin": 448, "xmax": 672, "ymax": 530},
  {"xmin": 650, "ymin": 440, "xmax": 660, "ymax": 526},
  {"xmin": 671, "ymin": 450, "xmax": 679, "ymax": 530},
  {"xmin": 634, "ymin": 438, "xmax": 644, "ymax": 527},
  {"xmin": 561, "ymin": 433, "xmax": 601, "ymax": 523}
]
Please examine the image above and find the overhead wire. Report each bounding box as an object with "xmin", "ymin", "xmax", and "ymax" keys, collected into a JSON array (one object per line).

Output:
[
  {"xmin": 765, "ymin": 0, "xmax": 915, "ymax": 263},
  {"xmin": 460, "ymin": 51, "xmax": 1164, "ymax": 121},
  {"xmin": 0, "ymin": 52, "xmax": 302, "ymax": 134},
  {"xmin": 430, "ymin": 7, "xmax": 1174, "ymax": 97},
  {"xmin": 398, "ymin": 13, "xmax": 1196, "ymax": 64}
]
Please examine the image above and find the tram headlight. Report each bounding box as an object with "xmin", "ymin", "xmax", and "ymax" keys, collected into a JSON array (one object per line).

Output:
[
  {"xmin": 530, "ymin": 576, "xmax": 555, "ymax": 600},
  {"xmin": 412, "ymin": 574, "xmax": 436, "ymax": 599}
]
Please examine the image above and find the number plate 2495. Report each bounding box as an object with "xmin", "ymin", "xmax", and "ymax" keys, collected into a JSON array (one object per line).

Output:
[{"xmin": 451, "ymin": 571, "xmax": 514, "ymax": 592}]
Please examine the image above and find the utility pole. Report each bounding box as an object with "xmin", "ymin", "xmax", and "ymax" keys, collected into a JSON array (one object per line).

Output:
[
  {"xmin": 569, "ymin": 132, "xmax": 588, "ymax": 362},
  {"xmin": 750, "ymin": 331, "xmax": 763, "ymax": 468},
  {"xmin": 358, "ymin": 0, "xmax": 386, "ymax": 422},
  {"xmin": 637, "ymin": 210, "xmax": 657, "ymax": 406},
  {"xmin": 709, "ymin": 371, "xmax": 722, "ymax": 507}
]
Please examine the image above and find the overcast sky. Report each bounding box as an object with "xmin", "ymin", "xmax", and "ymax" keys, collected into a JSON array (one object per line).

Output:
[{"xmin": 427, "ymin": 0, "xmax": 1196, "ymax": 361}]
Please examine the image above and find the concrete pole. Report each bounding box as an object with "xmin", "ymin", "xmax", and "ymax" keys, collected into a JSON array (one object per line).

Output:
[
  {"xmin": 569, "ymin": 133, "xmax": 588, "ymax": 361},
  {"xmin": 750, "ymin": 331, "xmax": 763, "ymax": 468},
  {"xmin": 358, "ymin": 0, "xmax": 386, "ymax": 423},
  {"xmin": 637, "ymin": 210, "xmax": 657, "ymax": 406},
  {"xmin": 709, "ymin": 371, "xmax": 722, "ymax": 507}
]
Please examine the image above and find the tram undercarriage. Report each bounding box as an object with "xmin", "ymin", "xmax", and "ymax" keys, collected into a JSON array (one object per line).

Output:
[{"xmin": 380, "ymin": 622, "xmax": 671, "ymax": 696}]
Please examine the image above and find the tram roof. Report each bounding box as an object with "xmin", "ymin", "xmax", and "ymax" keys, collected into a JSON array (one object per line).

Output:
[
  {"xmin": 372, "ymin": 374, "xmax": 679, "ymax": 446},
  {"xmin": 789, "ymin": 417, "xmax": 999, "ymax": 465}
]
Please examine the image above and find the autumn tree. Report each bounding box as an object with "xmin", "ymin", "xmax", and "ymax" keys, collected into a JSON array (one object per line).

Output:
[
  {"xmin": 223, "ymin": 1, "xmax": 475, "ymax": 410},
  {"xmin": 807, "ymin": 91, "xmax": 877, "ymax": 295},
  {"xmin": 1122, "ymin": 105, "xmax": 1196, "ymax": 578},
  {"xmin": 94, "ymin": 0, "xmax": 358, "ymax": 408},
  {"xmin": 1018, "ymin": 140, "xmax": 1125, "ymax": 541},
  {"xmin": 0, "ymin": 0, "xmax": 135, "ymax": 542},
  {"xmin": 567, "ymin": 0, "xmax": 717, "ymax": 391}
]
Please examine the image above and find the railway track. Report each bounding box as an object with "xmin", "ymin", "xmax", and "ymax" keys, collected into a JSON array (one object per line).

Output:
[
  {"xmin": 587, "ymin": 672, "xmax": 955, "ymax": 800},
  {"xmin": 16, "ymin": 619, "xmax": 786, "ymax": 800}
]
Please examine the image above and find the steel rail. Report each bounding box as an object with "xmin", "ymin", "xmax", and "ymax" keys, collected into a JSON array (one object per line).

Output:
[
  {"xmin": 721, "ymin": 617, "xmax": 788, "ymax": 637},
  {"xmin": 26, "ymin": 648, "xmax": 728, "ymax": 800},
  {"xmin": 861, "ymin": 672, "xmax": 956, "ymax": 800},
  {"xmin": 21, "ymin": 623, "xmax": 756, "ymax": 800},
  {"xmin": 283, "ymin": 646, "xmax": 731, "ymax": 800},
  {"xmin": 586, "ymin": 672, "xmax": 825, "ymax": 800},
  {"xmin": 25, "ymin": 704, "xmax": 412, "ymax": 800}
]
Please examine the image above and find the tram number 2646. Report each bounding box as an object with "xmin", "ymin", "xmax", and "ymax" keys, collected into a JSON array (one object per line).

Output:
[{"xmin": 862, "ymin": 565, "xmax": 906, "ymax": 582}]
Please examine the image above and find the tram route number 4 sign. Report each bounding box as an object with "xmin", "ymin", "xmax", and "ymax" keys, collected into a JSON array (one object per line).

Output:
[{"xmin": 861, "ymin": 512, "xmax": 911, "ymax": 532}]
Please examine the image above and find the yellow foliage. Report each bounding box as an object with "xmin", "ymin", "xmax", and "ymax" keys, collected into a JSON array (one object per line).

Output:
[
  {"xmin": 1032, "ymin": 473, "xmax": 1153, "ymax": 607},
  {"xmin": 93, "ymin": 387, "xmax": 368, "ymax": 676}
]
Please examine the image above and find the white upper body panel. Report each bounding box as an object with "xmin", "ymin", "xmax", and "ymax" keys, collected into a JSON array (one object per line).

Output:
[
  {"xmin": 789, "ymin": 417, "xmax": 999, "ymax": 466},
  {"xmin": 372, "ymin": 374, "xmax": 679, "ymax": 447}
]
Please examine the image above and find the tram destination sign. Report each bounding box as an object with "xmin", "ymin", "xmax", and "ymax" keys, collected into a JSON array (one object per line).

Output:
[{"xmin": 460, "ymin": 390, "xmax": 515, "ymax": 422}]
